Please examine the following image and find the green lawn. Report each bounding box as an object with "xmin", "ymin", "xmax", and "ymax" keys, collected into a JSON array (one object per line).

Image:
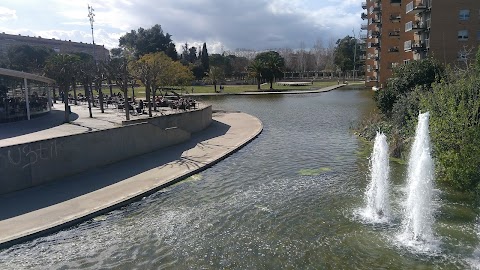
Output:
[{"xmin": 67, "ymin": 80, "xmax": 351, "ymax": 99}]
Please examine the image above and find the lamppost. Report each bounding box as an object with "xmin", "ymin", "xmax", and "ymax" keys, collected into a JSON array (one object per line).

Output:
[
  {"xmin": 87, "ymin": 4, "xmax": 95, "ymax": 117},
  {"xmin": 352, "ymin": 29, "xmax": 357, "ymax": 82},
  {"xmin": 88, "ymin": 5, "xmax": 96, "ymax": 62}
]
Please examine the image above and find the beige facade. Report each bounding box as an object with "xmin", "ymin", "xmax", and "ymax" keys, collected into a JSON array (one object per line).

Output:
[
  {"xmin": 0, "ymin": 32, "xmax": 109, "ymax": 62},
  {"xmin": 361, "ymin": 0, "xmax": 480, "ymax": 88}
]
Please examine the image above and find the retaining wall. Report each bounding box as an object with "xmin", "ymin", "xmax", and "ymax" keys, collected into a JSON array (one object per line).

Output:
[{"xmin": 0, "ymin": 105, "xmax": 212, "ymax": 195}]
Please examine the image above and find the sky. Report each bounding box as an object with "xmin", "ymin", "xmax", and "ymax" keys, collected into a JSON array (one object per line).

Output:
[{"xmin": 0, "ymin": 0, "xmax": 363, "ymax": 54}]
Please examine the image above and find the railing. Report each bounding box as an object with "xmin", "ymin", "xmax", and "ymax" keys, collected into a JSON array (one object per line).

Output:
[
  {"xmin": 390, "ymin": 14, "xmax": 401, "ymax": 21},
  {"xmin": 362, "ymin": 2, "xmax": 367, "ymax": 9},
  {"xmin": 406, "ymin": 0, "xmax": 428, "ymax": 14},
  {"xmin": 389, "ymin": 30, "xmax": 400, "ymax": 36},
  {"xmin": 361, "ymin": 24, "xmax": 368, "ymax": 30}
]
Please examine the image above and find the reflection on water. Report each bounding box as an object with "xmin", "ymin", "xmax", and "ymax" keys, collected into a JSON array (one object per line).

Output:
[{"xmin": 0, "ymin": 88, "xmax": 479, "ymax": 269}]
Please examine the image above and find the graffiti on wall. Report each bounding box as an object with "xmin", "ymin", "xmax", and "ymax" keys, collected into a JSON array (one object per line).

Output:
[{"xmin": 0, "ymin": 140, "xmax": 59, "ymax": 170}]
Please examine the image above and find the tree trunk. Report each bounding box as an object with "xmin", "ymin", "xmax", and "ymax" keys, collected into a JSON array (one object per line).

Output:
[
  {"xmin": 152, "ymin": 88, "xmax": 157, "ymax": 111},
  {"xmin": 98, "ymin": 82, "xmax": 104, "ymax": 113},
  {"xmin": 257, "ymin": 78, "xmax": 261, "ymax": 90},
  {"xmin": 108, "ymin": 78, "xmax": 113, "ymax": 97},
  {"xmin": 146, "ymin": 84, "xmax": 152, "ymax": 117},
  {"xmin": 85, "ymin": 84, "xmax": 93, "ymax": 118},
  {"xmin": 62, "ymin": 87, "xmax": 69, "ymax": 123},
  {"xmin": 73, "ymin": 83, "xmax": 78, "ymax": 105},
  {"xmin": 53, "ymin": 86, "xmax": 57, "ymax": 103},
  {"xmin": 270, "ymin": 79, "xmax": 273, "ymax": 89},
  {"xmin": 213, "ymin": 81, "xmax": 217, "ymax": 92}
]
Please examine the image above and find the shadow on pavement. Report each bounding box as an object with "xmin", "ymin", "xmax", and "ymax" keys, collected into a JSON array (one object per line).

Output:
[
  {"xmin": 0, "ymin": 119, "xmax": 230, "ymax": 220},
  {"xmin": 0, "ymin": 110, "xmax": 79, "ymax": 140}
]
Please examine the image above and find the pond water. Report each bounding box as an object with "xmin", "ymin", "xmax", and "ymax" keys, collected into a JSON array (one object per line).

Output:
[{"xmin": 0, "ymin": 87, "xmax": 478, "ymax": 269}]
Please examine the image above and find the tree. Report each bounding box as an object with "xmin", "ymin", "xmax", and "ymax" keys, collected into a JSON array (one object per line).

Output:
[
  {"xmin": 7, "ymin": 44, "xmax": 54, "ymax": 74},
  {"xmin": 74, "ymin": 52, "xmax": 96, "ymax": 118},
  {"xmin": 420, "ymin": 70, "xmax": 480, "ymax": 193},
  {"xmin": 44, "ymin": 54, "xmax": 80, "ymax": 122},
  {"xmin": 106, "ymin": 57, "xmax": 132, "ymax": 120},
  {"xmin": 206, "ymin": 66, "xmax": 225, "ymax": 92},
  {"xmin": 247, "ymin": 59, "xmax": 264, "ymax": 90},
  {"xmin": 375, "ymin": 57, "xmax": 444, "ymax": 116},
  {"xmin": 119, "ymin": 24, "xmax": 178, "ymax": 60},
  {"xmin": 201, "ymin": 42, "xmax": 209, "ymax": 71},
  {"xmin": 255, "ymin": 51, "xmax": 285, "ymax": 89},
  {"xmin": 334, "ymin": 36, "xmax": 356, "ymax": 81},
  {"xmin": 129, "ymin": 52, "xmax": 161, "ymax": 116}
]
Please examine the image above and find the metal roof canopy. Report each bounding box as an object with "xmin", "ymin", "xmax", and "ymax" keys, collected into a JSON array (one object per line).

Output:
[{"xmin": 0, "ymin": 68, "xmax": 55, "ymax": 84}]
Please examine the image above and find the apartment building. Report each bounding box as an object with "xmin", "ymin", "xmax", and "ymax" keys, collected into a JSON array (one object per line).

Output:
[
  {"xmin": 361, "ymin": 0, "xmax": 480, "ymax": 89},
  {"xmin": 0, "ymin": 32, "xmax": 109, "ymax": 62}
]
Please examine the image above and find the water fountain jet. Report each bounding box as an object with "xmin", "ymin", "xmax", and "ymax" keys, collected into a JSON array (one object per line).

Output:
[
  {"xmin": 399, "ymin": 112, "xmax": 437, "ymax": 249},
  {"xmin": 362, "ymin": 132, "xmax": 390, "ymax": 222}
]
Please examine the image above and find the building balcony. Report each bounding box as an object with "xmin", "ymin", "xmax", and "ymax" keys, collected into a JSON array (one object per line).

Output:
[
  {"xmin": 371, "ymin": 5, "xmax": 381, "ymax": 14},
  {"xmin": 358, "ymin": 55, "xmax": 367, "ymax": 61},
  {"xmin": 360, "ymin": 34, "xmax": 368, "ymax": 40},
  {"xmin": 361, "ymin": 13, "xmax": 368, "ymax": 20},
  {"xmin": 412, "ymin": 21, "xmax": 428, "ymax": 32},
  {"xmin": 370, "ymin": 18, "xmax": 382, "ymax": 24},
  {"xmin": 390, "ymin": 14, "xmax": 401, "ymax": 22},
  {"xmin": 412, "ymin": 42, "xmax": 427, "ymax": 51},
  {"xmin": 362, "ymin": 2, "xmax": 367, "ymax": 9},
  {"xmin": 361, "ymin": 24, "xmax": 368, "ymax": 30},
  {"xmin": 368, "ymin": 53, "xmax": 380, "ymax": 60},
  {"xmin": 366, "ymin": 76, "xmax": 378, "ymax": 82},
  {"xmin": 369, "ymin": 31, "xmax": 381, "ymax": 38},
  {"xmin": 406, "ymin": 1, "xmax": 428, "ymax": 14},
  {"xmin": 368, "ymin": 42, "xmax": 380, "ymax": 48},
  {"xmin": 388, "ymin": 30, "xmax": 400, "ymax": 37}
]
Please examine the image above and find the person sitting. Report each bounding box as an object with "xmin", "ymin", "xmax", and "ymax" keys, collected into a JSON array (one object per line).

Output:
[{"xmin": 136, "ymin": 100, "xmax": 144, "ymax": 114}]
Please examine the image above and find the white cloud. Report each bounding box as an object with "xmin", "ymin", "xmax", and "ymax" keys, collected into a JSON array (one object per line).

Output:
[
  {"xmin": 0, "ymin": 0, "xmax": 363, "ymax": 53},
  {"xmin": 0, "ymin": 6, "xmax": 17, "ymax": 21}
]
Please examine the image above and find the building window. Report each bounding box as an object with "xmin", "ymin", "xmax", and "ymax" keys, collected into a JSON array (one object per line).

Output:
[
  {"xmin": 458, "ymin": 30, "xmax": 469, "ymax": 40},
  {"xmin": 459, "ymin": 9, "xmax": 470, "ymax": 20},
  {"xmin": 406, "ymin": 2, "xmax": 413, "ymax": 13},
  {"xmin": 405, "ymin": 21, "xmax": 413, "ymax": 32},
  {"xmin": 404, "ymin": 40, "xmax": 412, "ymax": 51},
  {"xmin": 404, "ymin": 59, "xmax": 410, "ymax": 65}
]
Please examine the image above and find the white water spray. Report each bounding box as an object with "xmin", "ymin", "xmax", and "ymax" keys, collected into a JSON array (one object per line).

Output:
[
  {"xmin": 363, "ymin": 132, "xmax": 390, "ymax": 222},
  {"xmin": 400, "ymin": 112, "xmax": 436, "ymax": 247}
]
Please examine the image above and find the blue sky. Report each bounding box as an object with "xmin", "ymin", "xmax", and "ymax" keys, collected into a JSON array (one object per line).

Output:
[{"xmin": 0, "ymin": 0, "xmax": 363, "ymax": 53}]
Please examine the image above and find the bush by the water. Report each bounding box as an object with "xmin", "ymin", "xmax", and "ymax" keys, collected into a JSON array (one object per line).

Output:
[{"xmin": 359, "ymin": 50, "xmax": 480, "ymax": 196}]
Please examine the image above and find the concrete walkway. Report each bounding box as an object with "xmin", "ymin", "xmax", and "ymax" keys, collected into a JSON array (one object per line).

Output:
[
  {"xmin": 184, "ymin": 84, "xmax": 346, "ymax": 96},
  {"xmin": 0, "ymin": 110, "xmax": 263, "ymax": 248}
]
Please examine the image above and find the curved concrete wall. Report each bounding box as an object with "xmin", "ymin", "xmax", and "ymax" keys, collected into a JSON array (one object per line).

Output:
[{"xmin": 0, "ymin": 105, "xmax": 212, "ymax": 195}]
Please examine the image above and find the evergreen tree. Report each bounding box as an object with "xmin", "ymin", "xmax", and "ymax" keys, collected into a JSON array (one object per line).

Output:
[{"xmin": 201, "ymin": 42, "xmax": 209, "ymax": 71}]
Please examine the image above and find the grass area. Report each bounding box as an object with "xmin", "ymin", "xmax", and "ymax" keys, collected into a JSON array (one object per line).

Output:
[
  {"xmin": 66, "ymin": 80, "xmax": 353, "ymax": 99},
  {"xmin": 190, "ymin": 80, "xmax": 341, "ymax": 94}
]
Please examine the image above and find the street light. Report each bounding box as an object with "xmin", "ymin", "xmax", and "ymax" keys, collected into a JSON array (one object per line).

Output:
[
  {"xmin": 87, "ymin": 4, "xmax": 96, "ymax": 117},
  {"xmin": 88, "ymin": 4, "xmax": 96, "ymax": 62}
]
